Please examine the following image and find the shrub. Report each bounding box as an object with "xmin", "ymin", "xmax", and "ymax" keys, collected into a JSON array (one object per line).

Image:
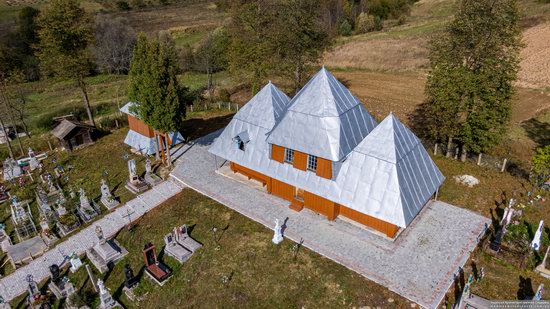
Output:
[
  {"xmin": 374, "ymin": 16, "xmax": 384, "ymax": 31},
  {"xmin": 115, "ymin": 1, "xmax": 131, "ymax": 10},
  {"xmin": 356, "ymin": 13, "xmax": 376, "ymax": 34},
  {"xmin": 338, "ymin": 19, "xmax": 353, "ymax": 36},
  {"xmin": 218, "ymin": 88, "xmax": 231, "ymax": 102}
]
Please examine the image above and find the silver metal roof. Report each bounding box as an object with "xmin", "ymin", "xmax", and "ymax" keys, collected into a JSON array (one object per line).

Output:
[
  {"xmin": 208, "ymin": 74, "xmax": 445, "ymax": 228},
  {"xmin": 234, "ymin": 82, "xmax": 291, "ymax": 129},
  {"xmin": 267, "ymin": 68, "xmax": 377, "ymax": 161},
  {"xmin": 120, "ymin": 102, "xmax": 139, "ymax": 117}
]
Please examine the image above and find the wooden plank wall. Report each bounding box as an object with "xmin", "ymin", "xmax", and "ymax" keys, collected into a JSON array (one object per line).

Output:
[
  {"xmin": 303, "ymin": 191, "xmax": 339, "ymax": 220},
  {"xmin": 338, "ymin": 205, "xmax": 399, "ymax": 238},
  {"xmin": 293, "ymin": 150, "xmax": 307, "ymax": 171},
  {"xmin": 271, "ymin": 144, "xmax": 284, "ymax": 163},
  {"xmin": 316, "ymin": 158, "xmax": 332, "ymax": 179},
  {"xmin": 271, "ymin": 178, "xmax": 295, "ymax": 202},
  {"xmin": 128, "ymin": 115, "xmax": 155, "ymax": 138}
]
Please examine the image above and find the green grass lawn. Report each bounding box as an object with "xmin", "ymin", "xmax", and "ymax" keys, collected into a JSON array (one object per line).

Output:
[{"xmin": 10, "ymin": 189, "xmax": 409, "ymax": 309}]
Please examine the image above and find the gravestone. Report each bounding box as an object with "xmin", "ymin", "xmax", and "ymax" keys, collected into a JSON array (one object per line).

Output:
[
  {"xmin": 10, "ymin": 197, "xmax": 37, "ymax": 241},
  {"xmin": 143, "ymin": 242, "xmax": 172, "ymax": 286},
  {"xmin": 28, "ymin": 148, "xmax": 39, "ymax": 171},
  {"xmin": 55, "ymin": 204, "xmax": 80, "ymax": 237},
  {"xmin": 272, "ymin": 219, "xmax": 283, "ymax": 245},
  {"xmin": 87, "ymin": 226, "xmax": 128, "ymax": 273},
  {"xmin": 48, "ymin": 264, "xmax": 75, "ymax": 299},
  {"xmin": 0, "ymin": 295, "xmax": 10, "ymax": 309},
  {"xmin": 77, "ymin": 188, "xmax": 98, "ymax": 223},
  {"xmin": 39, "ymin": 217, "xmax": 58, "ymax": 247},
  {"xmin": 3, "ymin": 158, "xmax": 22, "ymax": 181},
  {"xmin": 0, "ymin": 224, "xmax": 12, "ymax": 252},
  {"xmin": 0, "ymin": 185, "xmax": 8, "ymax": 203},
  {"xmin": 97, "ymin": 279, "xmax": 121, "ymax": 309},
  {"xmin": 144, "ymin": 159, "xmax": 162, "ymax": 186},
  {"xmin": 531, "ymin": 220, "xmax": 544, "ymax": 251},
  {"xmin": 125, "ymin": 159, "xmax": 148, "ymax": 194},
  {"xmin": 122, "ymin": 264, "xmax": 140, "ymax": 301},
  {"xmin": 69, "ymin": 253, "xmax": 83, "ymax": 273},
  {"xmin": 100, "ymin": 179, "xmax": 119, "ymax": 210}
]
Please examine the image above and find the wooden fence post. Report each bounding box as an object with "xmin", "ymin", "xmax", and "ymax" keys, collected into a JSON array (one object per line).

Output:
[
  {"xmin": 47, "ymin": 140, "xmax": 53, "ymax": 151},
  {"xmin": 477, "ymin": 153, "xmax": 482, "ymax": 166},
  {"xmin": 454, "ymin": 147, "xmax": 459, "ymax": 160},
  {"xmin": 434, "ymin": 143, "xmax": 438, "ymax": 156},
  {"xmin": 115, "ymin": 119, "xmax": 119, "ymax": 128},
  {"xmin": 501, "ymin": 158, "xmax": 507, "ymax": 172},
  {"xmin": 228, "ymin": 102, "xmax": 231, "ymax": 111}
]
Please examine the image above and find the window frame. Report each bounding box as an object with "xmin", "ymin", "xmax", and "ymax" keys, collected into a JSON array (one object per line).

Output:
[
  {"xmin": 307, "ymin": 154, "xmax": 318, "ymax": 172},
  {"xmin": 284, "ymin": 148, "xmax": 294, "ymax": 164}
]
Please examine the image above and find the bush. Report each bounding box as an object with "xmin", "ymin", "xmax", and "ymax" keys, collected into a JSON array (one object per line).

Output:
[
  {"xmin": 115, "ymin": 1, "xmax": 131, "ymax": 10},
  {"xmin": 338, "ymin": 19, "xmax": 353, "ymax": 36},
  {"xmin": 374, "ymin": 16, "xmax": 384, "ymax": 31},
  {"xmin": 218, "ymin": 88, "xmax": 231, "ymax": 102},
  {"xmin": 397, "ymin": 15, "xmax": 407, "ymax": 25},
  {"xmin": 356, "ymin": 13, "xmax": 377, "ymax": 34}
]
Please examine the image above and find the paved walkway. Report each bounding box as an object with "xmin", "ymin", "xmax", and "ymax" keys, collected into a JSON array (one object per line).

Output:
[
  {"xmin": 170, "ymin": 131, "xmax": 490, "ymax": 309},
  {"xmin": 0, "ymin": 179, "xmax": 184, "ymax": 302}
]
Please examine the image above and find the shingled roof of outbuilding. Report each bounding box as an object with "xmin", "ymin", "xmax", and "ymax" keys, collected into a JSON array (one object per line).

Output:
[{"xmin": 51, "ymin": 119, "xmax": 94, "ymax": 140}]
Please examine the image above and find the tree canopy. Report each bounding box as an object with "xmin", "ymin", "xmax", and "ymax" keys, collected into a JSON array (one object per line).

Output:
[
  {"xmin": 227, "ymin": 0, "xmax": 331, "ymax": 92},
  {"xmin": 36, "ymin": 0, "xmax": 96, "ymax": 125},
  {"xmin": 422, "ymin": 0, "xmax": 522, "ymax": 155},
  {"xmin": 128, "ymin": 33, "xmax": 187, "ymax": 133}
]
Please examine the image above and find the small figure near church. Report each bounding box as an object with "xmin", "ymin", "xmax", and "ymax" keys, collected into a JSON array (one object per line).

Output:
[{"xmin": 272, "ymin": 219, "xmax": 283, "ymax": 245}]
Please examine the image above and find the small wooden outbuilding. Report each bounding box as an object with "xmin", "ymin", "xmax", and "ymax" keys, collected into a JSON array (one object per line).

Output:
[{"xmin": 51, "ymin": 119, "xmax": 95, "ymax": 151}]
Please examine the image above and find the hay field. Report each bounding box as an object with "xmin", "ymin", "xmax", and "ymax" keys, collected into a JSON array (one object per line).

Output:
[{"xmin": 325, "ymin": 0, "xmax": 550, "ymax": 89}]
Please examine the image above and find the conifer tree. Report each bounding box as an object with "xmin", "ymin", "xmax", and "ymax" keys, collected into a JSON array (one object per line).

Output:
[
  {"xmin": 423, "ymin": 0, "xmax": 521, "ymax": 158},
  {"xmin": 128, "ymin": 34, "xmax": 187, "ymax": 166}
]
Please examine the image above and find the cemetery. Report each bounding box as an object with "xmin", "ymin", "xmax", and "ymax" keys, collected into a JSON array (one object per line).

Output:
[
  {"xmin": 0, "ymin": 129, "xmax": 158, "ymax": 277},
  {"xmin": 0, "ymin": 120, "xmax": 544, "ymax": 308}
]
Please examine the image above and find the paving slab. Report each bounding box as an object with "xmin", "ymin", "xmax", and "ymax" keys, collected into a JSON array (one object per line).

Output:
[{"xmin": 170, "ymin": 131, "xmax": 489, "ymax": 309}]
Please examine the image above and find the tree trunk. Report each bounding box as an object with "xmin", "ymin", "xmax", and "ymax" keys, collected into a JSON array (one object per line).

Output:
[
  {"xmin": 153, "ymin": 131, "xmax": 160, "ymax": 161},
  {"xmin": 460, "ymin": 145, "xmax": 468, "ymax": 162},
  {"xmin": 445, "ymin": 136, "xmax": 453, "ymax": 158},
  {"xmin": 19, "ymin": 113, "xmax": 30, "ymax": 138},
  {"xmin": 0, "ymin": 83, "xmax": 24, "ymax": 156},
  {"xmin": 0, "ymin": 116, "xmax": 14, "ymax": 159},
  {"xmin": 78, "ymin": 76, "xmax": 95, "ymax": 126},
  {"xmin": 207, "ymin": 67, "xmax": 213, "ymax": 103},
  {"xmin": 165, "ymin": 132, "xmax": 172, "ymax": 167}
]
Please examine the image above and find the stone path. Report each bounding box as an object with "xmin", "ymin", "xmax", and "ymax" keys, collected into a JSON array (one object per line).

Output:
[
  {"xmin": 0, "ymin": 179, "xmax": 184, "ymax": 302},
  {"xmin": 170, "ymin": 132, "xmax": 490, "ymax": 309}
]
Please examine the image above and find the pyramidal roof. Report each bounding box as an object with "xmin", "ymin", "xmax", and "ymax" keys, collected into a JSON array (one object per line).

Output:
[
  {"xmin": 344, "ymin": 113, "xmax": 445, "ymax": 226},
  {"xmin": 267, "ymin": 67, "xmax": 377, "ymax": 161},
  {"xmin": 234, "ymin": 82, "xmax": 291, "ymax": 130},
  {"xmin": 354, "ymin": 113, "xmax": 421, "ymax": 163}
]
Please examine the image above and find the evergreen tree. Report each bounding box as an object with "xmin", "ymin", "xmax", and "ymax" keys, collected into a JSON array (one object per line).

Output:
[
  {"xmin": 423, "ymin": 0, "xmax": 521, "ymax": 157},
  {"xmin": 36, "ymin": 0, "xmax": 96, "ymax": 126},
  {"xmin": 128, "ymin": 34, "xmax": 187, "ymax": 166}
]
